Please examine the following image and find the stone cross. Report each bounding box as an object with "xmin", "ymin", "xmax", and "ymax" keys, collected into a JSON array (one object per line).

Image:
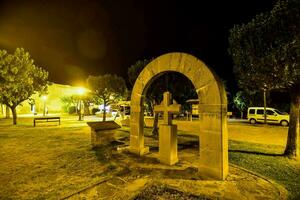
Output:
[{"xmin": 154, "ymin": 91, "xmax": 181, "ymax": 125}]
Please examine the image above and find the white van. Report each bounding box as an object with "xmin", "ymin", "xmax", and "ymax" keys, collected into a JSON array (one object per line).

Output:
[{"xmin": 247, "ymin": 107, "xmax": 289, "ymax": 126}]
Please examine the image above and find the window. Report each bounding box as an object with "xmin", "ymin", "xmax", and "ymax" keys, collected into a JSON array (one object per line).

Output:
[
  {"xmin": 274, "ymin": 109, "xmax": 285, "ymax": 115},
  {"xmin": 266, "ymin": 110, "xmax": 275, "ymax": 115},
  {"xmin": 257, "ymin": 109, "xmax": 264, "ymax": 115},
  {"xmin": 249, "ymin": 109, "xmax": 255, "ymax": 114}
]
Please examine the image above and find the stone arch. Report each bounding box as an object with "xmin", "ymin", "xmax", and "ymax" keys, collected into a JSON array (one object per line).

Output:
[{"xmin": 129, "ymin": 52, "xmax": 228, "ymax": 180}]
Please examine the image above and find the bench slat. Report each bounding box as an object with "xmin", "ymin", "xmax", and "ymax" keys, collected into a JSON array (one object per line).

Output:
[{"xmin": 33, "ymin": 117, "xmax": 60, "ymax": 127}]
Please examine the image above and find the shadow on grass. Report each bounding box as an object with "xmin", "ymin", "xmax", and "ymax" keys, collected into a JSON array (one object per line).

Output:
[
  {"xmin": 229, "ymin": 149, "xmax": 284, "ymax": 157},
  {"xmin": 148, "ymin": 138, "xmax": 198, "ymax": 152},
  {"xmin": 178, "ymin": 140, "xmax": 198, "ymax": 150},
  {"xmin": 93, "ymin": 141, "xmax": 125, "ymax": 163}
]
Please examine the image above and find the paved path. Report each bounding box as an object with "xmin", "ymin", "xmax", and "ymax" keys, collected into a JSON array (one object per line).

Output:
[
  {"xmin": 65, "ymin": 136, "xmax": 287, "ymax": 200},
  {"xmin": 66, "ymin": 155, "xmax": 287, "ymax": 200}
]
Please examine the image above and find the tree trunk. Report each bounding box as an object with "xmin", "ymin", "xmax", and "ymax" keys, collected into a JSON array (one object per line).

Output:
[
  {"xmin": 11, "ymin": 106, "xmax": 17, "ymax": 125},
  {"xmin": 5, "ymin": 106, "xmax": 10, "ymax": 118},
  {"xmin": 240, "ymin": 111, "xmax": 243, "ymax": 119},
  {"xmin": 78, "ymin": 100, "xmax": 83, "ymax": 121},
  {"xmin": 284, "ymin": 84, "xmax": 300, "ymax": 158},
  {"xmin": 149, "ymin": 100, "xmax": 154, "ymax": 116},
  {"xmin": 84, "ymin": 102, "xmax": 90, "ymax": 115},
  {"xmin": 103, "ymin": 103, "xmax": 106, "ymax": 122},
  {"xmin": 152, "ymin": 112, "xmax": 159, "ymax": 137}
]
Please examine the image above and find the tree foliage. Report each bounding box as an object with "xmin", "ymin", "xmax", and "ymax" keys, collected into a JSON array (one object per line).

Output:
[
  {"xmin": 61, "ymin": 94, "xmax": 93, "ymax": 115},
  {"xmin": 233, "ymin": 91, "xmax": 249, "ymax": 118},
  {"xmin": 87, "ymin": 74, "xmax": 127, "ymax": 121},
  {"xmin": 228, "ymin": 0, "xmax": 300, "ymax": 157},
  {"xmin": 61, "ymin": 95, "xmax": 80, "ymax": 114},
  {"xmin": 128, "ymin": 59, "xmax": 151, "ymax": 87},
  {"xmin": 0, "ymin": 48, "xmax": 48, "ymax": 124},
  {"xmin": 228, "ymin": 0, "xmax": 299, "ymax": 91}
]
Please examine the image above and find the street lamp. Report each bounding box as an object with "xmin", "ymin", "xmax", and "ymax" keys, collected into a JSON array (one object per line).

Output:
[
  {"xmin": 77, "ymin": 87, "xmax": 86, "ymax": 121},
  {"xmin": 42, "ymin": 95, "xmax": 47, "ymax": 116},
  {"xmin": 263, "ymin": 84, "xmax": 267, "ymax": 125}
]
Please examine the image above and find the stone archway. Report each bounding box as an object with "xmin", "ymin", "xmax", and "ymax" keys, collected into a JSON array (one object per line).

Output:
[{"xmin": 129, "ymin": 52, "xmax": 228, "ymax": 180}]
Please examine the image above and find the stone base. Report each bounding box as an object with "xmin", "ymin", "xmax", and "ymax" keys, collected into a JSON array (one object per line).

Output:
[
  {"xmin": 159, "ymin": 124, "xmax": 178, "ymax": 165},
  {"xmin": 129, "ymin": 146, "xmax": 150, "ymax": 156},
  {"xmin": 91, "ymin": 130, "xmax": 116, "ymax": 147}
]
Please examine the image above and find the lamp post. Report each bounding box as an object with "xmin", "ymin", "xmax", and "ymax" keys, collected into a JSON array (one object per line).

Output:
[
  {"xmin": 42, "ymin": 95, "xmax": 47, "ymax": 116},
  {"xmin": 78, "ymin": 87, "xmax": 85, "ymax": 121},
  {"xmin": 263, "ymin": 84, "xmax": 267, "ymax": 125}
]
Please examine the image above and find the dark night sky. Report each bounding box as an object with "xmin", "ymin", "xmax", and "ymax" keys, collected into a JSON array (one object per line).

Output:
[{"xmin": 0, "ymin": 0, "xmax": 277, "ymax": 91}]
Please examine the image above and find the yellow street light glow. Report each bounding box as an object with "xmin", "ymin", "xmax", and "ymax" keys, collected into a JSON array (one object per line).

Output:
[
  {"xmin": 42, "ymin": 95, "xmax": 47, "ymax": 100},
  {"xmin": 77, "ymin": 87, "xmax": 86, "ymax": 95}
]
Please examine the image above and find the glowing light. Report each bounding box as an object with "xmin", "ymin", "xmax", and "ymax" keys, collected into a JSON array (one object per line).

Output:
[
  {"xmin": 42, "ymin": 95, "xmax": 47, "ymax": 100},
  {"xmin": 77, "ymin": 87, "xmax": 86, "ymax": 95}
]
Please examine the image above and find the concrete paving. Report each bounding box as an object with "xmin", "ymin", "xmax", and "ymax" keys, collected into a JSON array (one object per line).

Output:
[
  {"xmin": 66, "ymin": 131, "xmax": 287, "ymax": 200},
  {"xmin": 67, "ymin": 153, "xmax": 287, "ymax": 200}
]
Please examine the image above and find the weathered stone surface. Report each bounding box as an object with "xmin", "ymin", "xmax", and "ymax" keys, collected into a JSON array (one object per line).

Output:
[
  {"xmin": 159, "ymin": 124, "xmax": 178, "ymax": 165},
  {"xmin": 87, "ymin": 121, "xmax": 121, "ymax": 147},
  {"xmin": 153, "ymin": 92, "xmax": 181, "ymax": 165},
  {"xmin": 129, "ymin": 52, "xmax": 228, "ymax": 180},
  {"xmin": 87, "ymin": 121, "xmax": 121, "ymax": 131},
  {"xmin": 154, "ymin": 92, "xmax": 181, "ymax": 125}
]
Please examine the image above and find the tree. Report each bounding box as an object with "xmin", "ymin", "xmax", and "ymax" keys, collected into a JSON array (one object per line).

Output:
[
  {"xmin": 81, "ymin": 94, "xmax": 93, "ymax": 116},
  {"xmin": 128, "ymin": 59, "xmax": 151, "ymax": 87},
  {"xmin": 5, "ymin": 105, "xmax": 10, "ymax": 118},
  {"xmin": 233, "ymin": 91, "xmax": 249, "ymax": 119},
  {"xmin": 87, "ymin": 74, "xmax": 127, "ymax": 121},
  {"xmin": 0, "ymin": 48, "xmax": 48, "ymax": 125},
  {"xmin": 61, "ymin": 95, "xmax": 80, "ymax": 114},
  {"xmin": 228, "ymin": 0, "xmax": 300, "ymax": 158}
]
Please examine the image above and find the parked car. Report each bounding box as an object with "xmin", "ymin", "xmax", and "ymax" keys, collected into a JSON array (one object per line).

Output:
[{"xmin": 247, "ymin": 107, "xmax": 289, "ymax": 126}]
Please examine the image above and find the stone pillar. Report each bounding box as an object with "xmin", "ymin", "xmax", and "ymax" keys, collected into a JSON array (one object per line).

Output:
[
  {"xmin": 129, "ymin": 107, "xmax": 149, "ymax": 155},
  {"xmin": 198, "ymin": 103, "xmax": 228, "ymax": 180},
  {"xmin": 159, "ymin": 124, "xmax": 178, "ymax": 165}
]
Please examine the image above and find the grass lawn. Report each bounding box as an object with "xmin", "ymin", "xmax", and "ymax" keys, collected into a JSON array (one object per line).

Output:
[
  {"xmin": 229, "ymin": 140, "xmax": 300, "ymax": 200},
  {"xmin": 0, "ymin": 116, "xmax": 299, "ymax": 199},
  {"xmin": 0, "ymin": 116, "xmax": 111, "ymax": 199}
]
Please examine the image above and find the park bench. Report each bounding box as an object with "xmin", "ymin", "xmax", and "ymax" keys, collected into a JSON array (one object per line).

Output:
[{"xmin": 33, "ymin": 116, "xmax": 60, "ymax": 127}]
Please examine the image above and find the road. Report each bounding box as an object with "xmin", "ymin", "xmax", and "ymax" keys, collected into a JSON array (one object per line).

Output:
[{"xmin": 143, "ymin": 117, "xmax": 288, "ymax": 146}]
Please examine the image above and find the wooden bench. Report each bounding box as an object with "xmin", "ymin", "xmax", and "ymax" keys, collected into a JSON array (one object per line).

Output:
[{"xmin": 33, "ymin": 116, "xmax": 60, "ymax": 127}]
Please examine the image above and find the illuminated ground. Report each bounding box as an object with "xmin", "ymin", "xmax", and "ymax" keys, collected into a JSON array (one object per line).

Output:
[{"xmin": 0, "ymin": 116, "xmax": 299, "ymax": 199}]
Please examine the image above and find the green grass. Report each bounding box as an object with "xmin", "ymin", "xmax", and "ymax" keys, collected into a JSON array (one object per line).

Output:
[{"xmin": 229, "ymin": 140, "xmax": 300, "ymax": 199}]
